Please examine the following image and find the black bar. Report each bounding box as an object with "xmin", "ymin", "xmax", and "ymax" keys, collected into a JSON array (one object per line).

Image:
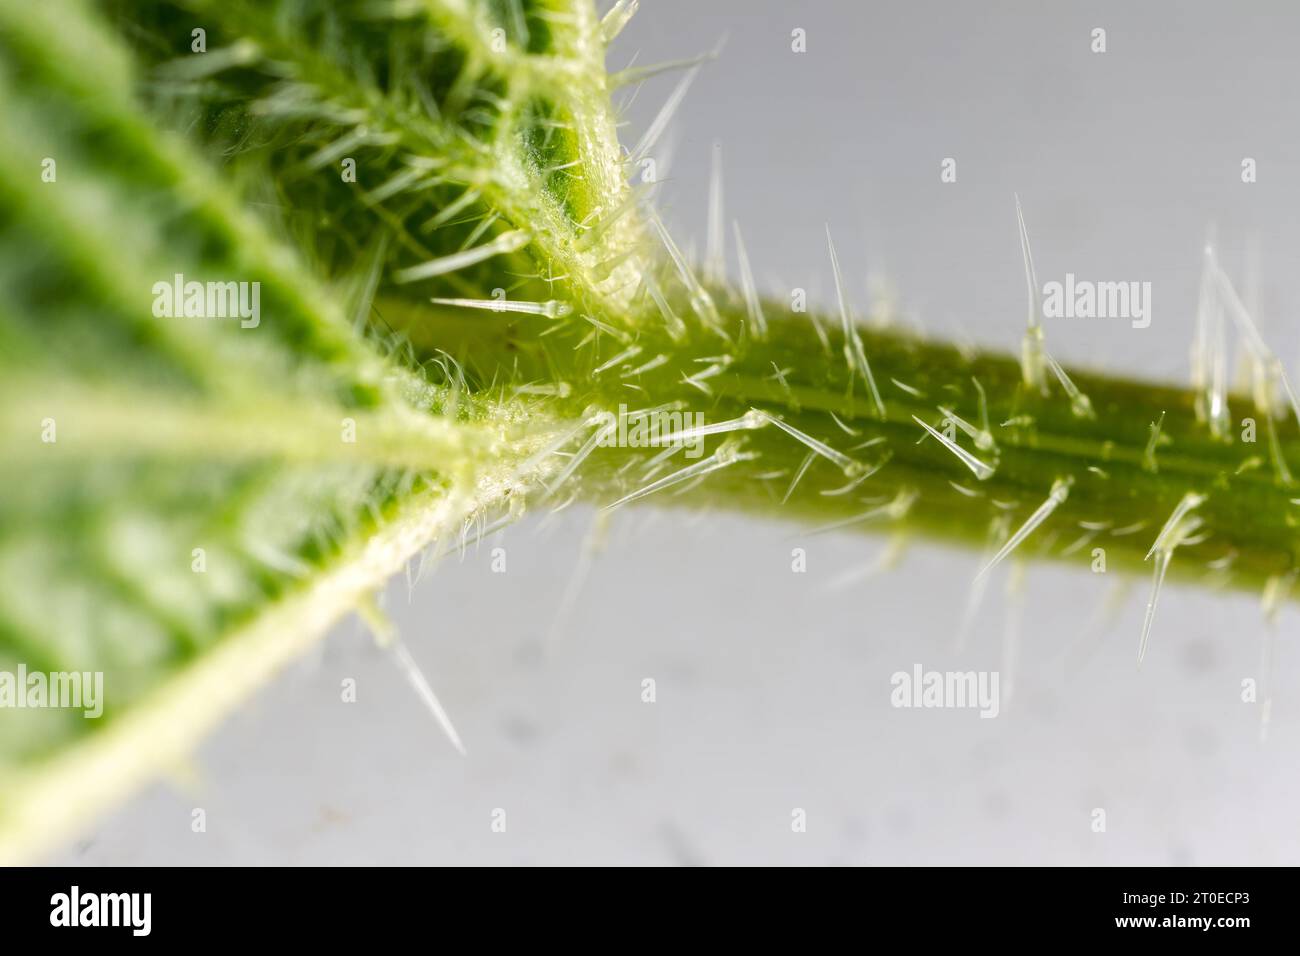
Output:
[{"xmin": 0, "ymin": 866, "xmax": 1284, "ymax": 942}]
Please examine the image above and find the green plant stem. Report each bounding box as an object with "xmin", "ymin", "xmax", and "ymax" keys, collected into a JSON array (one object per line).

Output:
[{"xmin": 386, "ymin": 294, "xmax": 1300, "ymax": 594}]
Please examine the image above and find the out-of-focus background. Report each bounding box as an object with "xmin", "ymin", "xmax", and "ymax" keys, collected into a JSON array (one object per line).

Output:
[{"xmin": 63, "ymin": 0, "xmax": 1300, "ymax": 865}]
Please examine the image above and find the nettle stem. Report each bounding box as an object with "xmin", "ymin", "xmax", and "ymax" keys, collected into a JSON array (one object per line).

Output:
[{"xmin": 390, "ymin": 293, "xmax": 1300, "ymax": 599}]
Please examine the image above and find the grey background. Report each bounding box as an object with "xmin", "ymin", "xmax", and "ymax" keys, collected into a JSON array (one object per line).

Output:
[{"xmin": 64, "ymin": 1, "xmax": 1300, "ymax": 865}]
